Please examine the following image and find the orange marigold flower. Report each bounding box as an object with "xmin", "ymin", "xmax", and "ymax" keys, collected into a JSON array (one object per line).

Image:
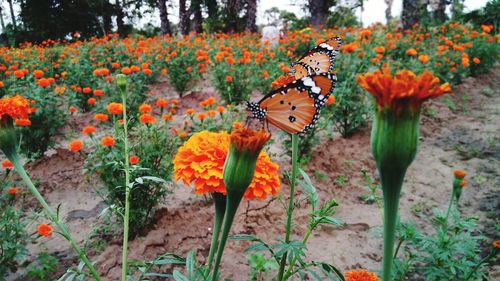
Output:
[
  {"xmin": 344, "ymin": 269, "xmax": 379, "ymax": 281},
  {"xmin": 37, "ymin": 78, "xmax": 50, "ymax": 88},
  {"xmin": 7, "ymin": 187, "xmax": 19, "ymax": 195},
  {"xmin": 139, "ymin": 103, "xmax": 152, "ymax": 113},
  {"xmin": 226, "ymin": 75, "xmax": 233, "ymax": 83},
  {"xmin": 361, "ymin": 29, "xmax": 372, "ymax": 37},
  {"xmin": 82, "ymin": 125, "xmax": 96, "ymax": 135},
  {"xmin": 216, "ymin": 106, "xmax": 225, "ymax": 113},
  {"xmin": 0, "ymin": 95, "xmax": 32, "ymax": 122},
  {"xmin": 406, "ymin": 48, "xmax": 418, "ymax": 56},
  {"xmin": 271, "ymin": 75, "xmax": 295, "ymax": 88},
  {"xmin": 143, "ymin": 68, "xmax": 153, "ymax": 75},
  {"xmin": 33, "ymin": 70, "xmax": 44, "ymax": 78},
  {"xmin": 68, "ymin": 140, "xmax": 84, "ymax": 152},
  {"xmin": 173, "ymin": 131, "xmax": 280, "ymax": 199},
  {"xmin": 121, "ymin": 67, "xmax": 132, "ymax": 75},
  {"xmin": 493, "ymin": 240, "xmax": 500, "ymax": 249},
  {"xmin": 82, "ymin": 87, "xmax": 91, "ymax": 94},
  {"xmin": 418, "ymin": 54, "xmax": 429, "ymax": 64},
  {"xmin": 37, "ymin": 223, "xmax": 52, "ymax": 237},
  {"xmin": 473, "ymin": 57, "xmax": 480, "ymax": 64},
  {"xmin": 15, "ymin": 119, "xmax": 31, "ymax": 126},
  {"xmin": 375, "ymin": 46, "xmax": 385, "ymax": 54},
  {"xmin": 453, "ymin": 169, "xmax": 466, "ymax": 179},
  {"xmin": 129, "ymin": 155, "xmax": 140, "ymax": 165},
  {"xmin": 326, "ymin": 95, "xmax": 335, "ymax": 105},
  {"xmin": 206, "ymin": 110, "xmax": 217, "ymax": 117},
  {"xmin": 481, "ymin": 25, "xmax": 492, "ymax": 33},
  {"xmin": 156, "ymin": 98, "xmax": 168, "ymax": 107},
  {"xmin": 69, "ymin": 106, "xmax": 77, "ymax": 113},
  {"xmin": 107, "ymin": 102, "xmax": 124, "ymax": 115},
  {"xmin": 162, "ymin": 114, "xmax": 173, "ymax": 121},
  {"xmin": 186, "ymin": 108, "xmax": 196, "ymax": 115},
  {"xmin": 87, "ymin": 98, "xmax": 96, "ymax": 105},
  {"xmin": 139, "ymin": 113, "xmax": 156, "ymax": 124},
  {"xmin": 357, "ymin": 66, "xmax": 451, "ymax": 113},
  {"xmin": 233, "ymin": 122, "xmax": 243, "ymax": 129},
  {"xmin": 2, "ymin": 160, "xmax": 13, "ymax": 169},
  {"xmin": 94, "ymin": 113, "xmax": 109, "ymax": 122},
  {"xmin": 197, "ymin": 113, "xmax": 206, "ymax": 120},
  {"xmin": 93, "ymin": 89, "xmax": 104, "ymax": 96},
  {"xmin": 101, "ymin": 136, "xmax": 115, "ymax": 147},
  {"xmin": 460, "ymin": 180, "xmax": 467, "ymax": 188}
]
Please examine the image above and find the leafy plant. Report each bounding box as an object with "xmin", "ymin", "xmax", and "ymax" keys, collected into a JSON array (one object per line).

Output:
[{"xmin": 27, "ymin": 252, "xmax": 58, "ymax": 281}]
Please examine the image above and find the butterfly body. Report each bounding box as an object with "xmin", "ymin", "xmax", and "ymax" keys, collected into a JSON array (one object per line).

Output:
[{"xmin": 247, "ymin": 36, "xmax": 342, "ymax": 135}]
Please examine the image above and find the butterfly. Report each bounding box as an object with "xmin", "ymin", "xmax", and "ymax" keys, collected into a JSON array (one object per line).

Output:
[
  {"xmin": 246, "ymin": 37, "xmax": 341, "ymax": 135},
  {"xmin": 291, "ymin": 37, "xmax": 342, "ymax": 79}
]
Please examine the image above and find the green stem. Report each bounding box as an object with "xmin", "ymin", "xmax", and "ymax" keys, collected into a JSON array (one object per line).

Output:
[
  {"xmin": 205, "ymin": 193, "xmax": 226, "ymax": 275},
  {"xmin": 120, "ymin": 88, "xmax": 132, "ymax": 281},
  {"xmin": 444, "ymin": 187, "xmax": 455, "ymax": 226},
  {"xmin": 277, "ymin": 134, "xmax": 299, "ymax": 281},
  {"xmin": 283, "ymin": 226, "xmax": 313, "ymax": 279},
  {"xmin": 7, "ymin": 151, "xmax": 102, "ymax": 281},
  {"xmin": 211, "ymin": 192, "xmax": 244, "ymax": 281},
  {"xmin": 381, "ymin": 172, "xmax": 404, "ymax": 281}
]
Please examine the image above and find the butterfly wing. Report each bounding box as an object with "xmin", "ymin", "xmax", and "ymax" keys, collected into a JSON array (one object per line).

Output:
[
  {"xmin": 291, "ymin": 37, "xmax": 342, "ymax": 79},
  {"xmin": 257, "ymin": 73, "xmax": 337, "ymax": 134}
]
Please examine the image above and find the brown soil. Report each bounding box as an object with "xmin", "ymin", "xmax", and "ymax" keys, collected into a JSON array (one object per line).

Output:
[{"xmin": 10, "ymin": 67, "xmax": 500, "ymax": 281}]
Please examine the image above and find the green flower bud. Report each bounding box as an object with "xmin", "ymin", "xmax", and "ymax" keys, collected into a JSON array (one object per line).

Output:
[{"xmin": 116, "ymin": 74, "xmax": 127, "ymax": 91}]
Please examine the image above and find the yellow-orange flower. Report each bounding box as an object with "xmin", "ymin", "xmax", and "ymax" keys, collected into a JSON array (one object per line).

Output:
[
  {"xmin": 453, "ymin": 169, "xmax": 466, "ymax": 179},
  {"xmin": 68, "ymin": 140, "xmax": 84, "ymax": 152},
  {"xmin": 406, "ymin": 48, "xmax": 418, "ymax": 56},
  {"xmin": 7, "ymin": 187, "xmax": 19, "ymax": 195},
  {"xmin": 357, "ymin": 66, "xmax": 451, "ymax": 113},
  {"xmin": 344, "ymin": 269, "xmax": 379, "ymax": 281},
  {"xmin": 82, "ymin": 125, "xmax": 96, "ymax": 135},
  {"xmin": 37, "ymin": 223, "xmax": 52, "ymax": 237},
  {"xmin": 101, "ymin": 136, "xmax": 115, "ymax": 147},
  {"xmin": 0, "ymin": 95, "xmax": 32, "ymax": 124},
  {"xmin": 173, "ymin": 131, "xmax": 280, "ymax": 199},
  {"xmin": 139, "ymin": 103, "xmax": 152, "ymax": 113},
  {"xmin": 493, "ymin": 240, "xmax": 500, "ymax": 249},
  {"xmin": 139, "ymin": 113, "xmax": 156, "ymax": 124},
  {"xmin": 418, "ymin": 54, "xmax": 429, "ymax": 64},
  {"xmin": 107, "ymin": 102, "xmax": 124, "ymax": 115}
]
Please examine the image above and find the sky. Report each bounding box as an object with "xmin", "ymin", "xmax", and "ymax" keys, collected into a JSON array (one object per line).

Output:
[{"xmin": 0, "ymin": 0, "xmax": 490, "ymax": 32}]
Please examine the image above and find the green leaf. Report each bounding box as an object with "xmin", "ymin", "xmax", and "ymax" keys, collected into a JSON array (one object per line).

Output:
[{"xmin": 173, "ymin": 270, "xmax": 189, "ymax": 281}]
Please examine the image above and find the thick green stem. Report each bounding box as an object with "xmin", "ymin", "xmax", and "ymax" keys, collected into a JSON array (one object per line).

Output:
[
  {"xmin": 211, "ymin": 192, "xmax": 243, "ymax": 281},
  {"xmin": 120, "ymin": 88, "xmax": 132, "ymax": 281},
  {"xmin": 277, "ymin": 134, "xmax": 299, "ymax": 281},
  {"xmin": 381, "ymin": 172, "xmax": 404, "ymax": 281},
  {"xmin": 8, "ymin": 151, "xmax": 102, "ymax": 281},
  {"xmin": 205, "ymin": 193, "xmax": 226, "ymax": 275}
]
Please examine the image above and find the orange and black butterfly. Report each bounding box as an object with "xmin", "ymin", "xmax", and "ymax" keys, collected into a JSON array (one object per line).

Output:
[
  {"xmin": 291, "ymin": 37, "xmax": 342, "ymax": 79},
  {"xmin": 246, "ymin": 37, "xmax": 341, "ymax": 135},
  {"xmin": 246, "ymin": 72, "xmax": 336, "ymax": 135}
]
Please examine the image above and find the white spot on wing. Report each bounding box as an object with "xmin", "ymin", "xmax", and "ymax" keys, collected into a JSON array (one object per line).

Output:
[
  {"xmin": 319, "ymin": 43, "xmax": 334, "ymax": 50},
  {"xmin": 312, "ymin": 87, "xmax": 321, "ymax": 94},
  {"xmin": 318, "ymin": 94, "xmax": 324, "ymax": 100},
  {"xmin": 302, "ymin": 77, "xmax": 315, "ymax": 87}
]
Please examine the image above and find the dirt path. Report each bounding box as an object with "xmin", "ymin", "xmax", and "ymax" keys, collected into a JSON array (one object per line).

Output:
[{"xmin": 13, "ymin": 67, "xmax": 500, "ymax": 280}]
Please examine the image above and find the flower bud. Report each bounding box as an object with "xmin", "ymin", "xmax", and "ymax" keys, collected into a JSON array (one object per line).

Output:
[{"xmin": 116, "ymin": 74, "xmax": 127, "ymax": 91}]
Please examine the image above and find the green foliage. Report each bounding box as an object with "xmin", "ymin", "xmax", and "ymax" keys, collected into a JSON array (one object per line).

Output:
[
  {"xmin": 359, "ymin": 169, "xmax": 382, "ymax": 205},
  {"xmin": 461, "ymin": 0, "xmax": 500, "ymax": 33},
  {"xmin": 0, "ymin": 182, "xmax": 28, "ymax": 278},
  {"xmin": 166, "ymin": 47, "xmax": 201, "ymax": 97},
  {"xmin": 27, "ymin": 252, "xmax": 58, "ymax": 281},
  {"xmin": 247, "ymin": 252, "xmax": 278, "ymax": 281},
  {"xmin": 85, "ymin": 119, "xmax": 182, "ymax": 236},
  {"xmin": 326, "ymin": 6, "xmax": 360, "ymax": 28}
]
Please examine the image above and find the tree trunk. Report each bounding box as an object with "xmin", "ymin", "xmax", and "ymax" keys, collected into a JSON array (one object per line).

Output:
[
  {"xmin": 179, "ymin": 0, "xmax": 190, "ymax": 35},
  {"xmin": 245, "ymin": 0, "xmax": 257, "ymax": 32},
  {"xmin": 115, "ymin": 0, "xmax": 126, "ymax": 37},
  {"xmin": 191, "ymin": 0, "xmax": 203, "ymax": 33},
  {"xmin": 205, "ymin": 0, "xmax": 218, "ymax": 18},
  {"xmin": 158, "ymin": 0, "xmax": 172, "ymax": 35},
  {"xmin": 401, "ymin": 0, "xmax": 420, "ymax": 30},
  {"xmin": 308, "ymin": 0, "xmax": 329, "ymax": 29},
  {"xmin": 7, "ymin": 0, "xmax": 16, "ymax": 30},
  {"xmin": 384, "ymin": 0, "xmax": 393, "ymax": 24},
  {"xmin": 225, "ymin": 0, "xmax": 240, "ymax": 33},
  {"xmin": 434, "ymin": 0, "xmax": 447, "ymax": 23},
  {"xmin": 0, "ymin": 7, "xmax": 6, "ymax": 31}
]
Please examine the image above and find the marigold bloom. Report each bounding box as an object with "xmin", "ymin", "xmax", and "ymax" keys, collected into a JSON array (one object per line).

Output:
[
  {"xmin": 139, "ymin": 113, "xmax": 156, "ymax": 124},
  {"xmin": 156, "ymin": 98, "xmax": 168, "ymax": 107},
  {"xmin": 93, "ymin": 89, "xmax": 104, "ymax": 96},
  {"xmin": 68, "ymin": 140, "xmax": 84, "ymax": 152},
  {"xmin": 33, "ymin": 70, "xmax": 44, "ymax": 78},
  {"xmin": 15, "ymin": 119, "xmax": 31, "ymax": 126},
  {"xmin": 94, "ymin": 113, "xmax": 109, "ymax": 122},
  {"xmin": 0, "ymin": 95, "xmax": 32, "ymax": 123},
  {"xmin": 344, "ymin": 269, "xmax": 379, "ymax": 281},
  {"xmin": 87, "ymin": 98, "xmax": 96, "ymax": 105},
  {"xmin": 129, "ymin": 155, "xmax": 140, "ymax": 165},
  {"xmin": 173, "ymin": 131, "xmax": 280, "ymax": 199},
  {"xmin": 357, "ymin": 66, "xmax": 451, "ymax": 113},
  {"xmin": 493, "ymin": 240, "xmax": 500, "ymax": 249},
  {"xmin": 121, "ymin": 67, "xmax": 132, "ymax": 75},
  {"xmin": 271, "ymin": 75, "xmax": 295, "ymax": 88},
  {"xmin": 139, "ymin": 103, "xmax": 152, "ymax": 113},
  {"xmin": 82, "ymin": 125, "xmax": 96, "ymax": 135},
  {"xmin": 326, "ymin": 95, "xmax": 335, "ymax": 105},
  {"xmin": 186, "ymin": 108, "xmax": 196, "ymax": 115},
  {"xmin": 473, "ymin": 57, "xmax": 480, "ymax": 64},
  {"xmin": 69, "ymin": 106, "xmax": 77, "ymax": 113},
  {"xmin": 37, "ymin": 78, "xmax": 50, "ymax": 88},
  {"xmin": 7, "ymin": 187, "xmax": 19, "ymax": 195},
  {"xmin": 2, "ymin": 160, "xmax": 13, "ymax": 169},
  {"xmin": 406, "ymin": 48, "xmax": 418, "ymax": 56},
  {"xmin": 82, "ymin": 87, "xmax": 91, "ymax": 94},
  {"xmin": 101, "ymin": 136, "xmax": 115, "ymax": 147},
  {"xmin": 107, "ymin": 102, "xmax": 124, "ymax": 115},
  {"xmin": 162, "ymin": 114, "xmax": 173, "ymax": 121},
  {"xmin": 216, "ymin": 106, "xmax": 225, "ymax": 113},
  {"xmin": 226, "ymin": 75, "xmax": 233, "ymax": 83},
  {"xmin": 418, "ymin": 54, "xmax": 429, "ymax": 64},
  {"xmin": 453, "ymin": 169, "xmax": 466, "ymax": 179},
  {"xmin": 460, "ymin": 180, "xmax": 467, "ymax": 188},
  {"xmin": 197, "ymin": 113, "xmax": 206, "ymax": 120},
  {"xmin": 37, "ymin": 224, "xmax": 52, "ymax": 237}
]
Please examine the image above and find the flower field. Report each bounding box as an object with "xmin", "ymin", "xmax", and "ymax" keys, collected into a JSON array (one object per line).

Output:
[{"xmin": 1, "ymin": 21, "xmax": 499, "ymax": 281}]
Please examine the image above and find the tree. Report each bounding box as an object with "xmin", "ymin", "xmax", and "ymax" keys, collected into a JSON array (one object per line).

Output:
[
  {"xmin": 401, "ymin": 0, "xmax": 423, "ymax": 30},
  {"xmin": 115, "ymin": 0, "xmax": 127, "ymax": 37},
  {"xmin": 245, "ymin": 0, "xmax": 257, "ymax": 32},
  {"xmin": 158, "ymin": 0, "xmax": 172, "ymax": 35},
  {"xmin": 179, "ymin": 0, "xmax": 189, "ymax": 35},
  {"xmin": 432, "ymin": 0, "xmax": 447, "ymax": 23},
  {"xmin": 190, "ymin": 0, "xmax": 203, "ymax": 33},
  {"xmin": 307, "ymin": 0, "xmax": 336, "ymax": 29},
  {"xmin": 385, "ymin": 0, "xmax": 393, "ymax": 24},
  {"xmin": 6, "ymin": 0, "xmax": 16, "ymax": 30}
]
